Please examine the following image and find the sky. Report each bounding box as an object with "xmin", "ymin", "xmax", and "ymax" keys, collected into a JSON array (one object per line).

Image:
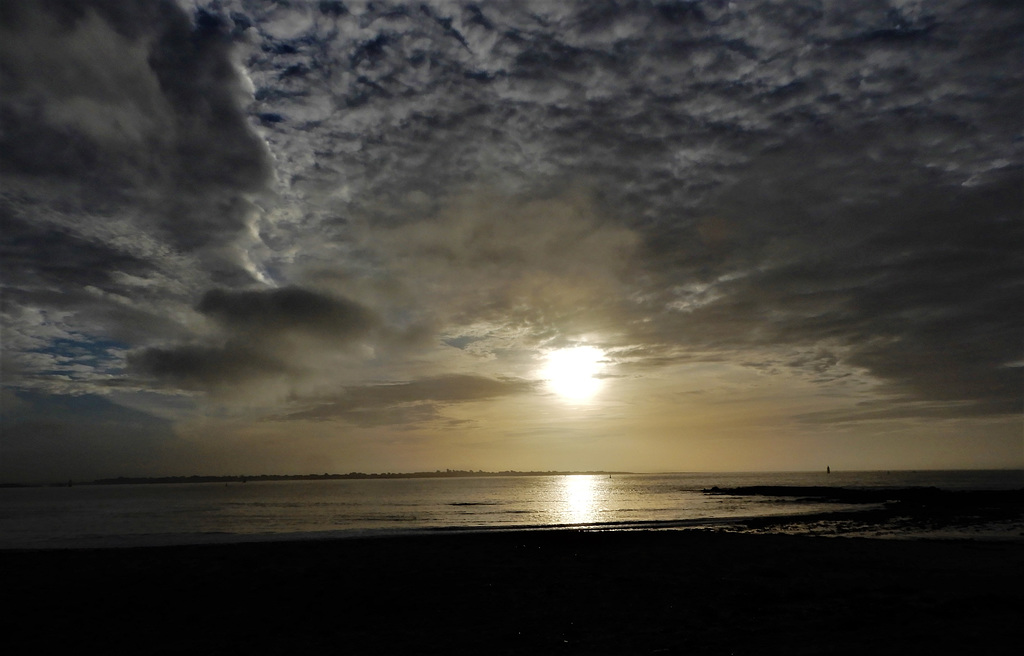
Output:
[{"xmin": 1, "ymin": 0, "xmax": 1021, "ymax": 483}]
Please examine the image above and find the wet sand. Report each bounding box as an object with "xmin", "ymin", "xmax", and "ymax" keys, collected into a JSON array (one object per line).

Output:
[{"xmin": 5, "ymin": 529, "xmax": 1022, "ymax": 655}]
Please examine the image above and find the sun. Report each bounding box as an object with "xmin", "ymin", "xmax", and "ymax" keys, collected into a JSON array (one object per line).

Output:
[{"xmin": 539, "ymin": 346, "xmax": 606, "ymax": 401}]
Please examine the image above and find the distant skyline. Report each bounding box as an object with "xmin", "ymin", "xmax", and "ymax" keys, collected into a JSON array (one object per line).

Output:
[{"xmin": 2, "ymin": 0, "xmax": 1022, "ymax": 483}]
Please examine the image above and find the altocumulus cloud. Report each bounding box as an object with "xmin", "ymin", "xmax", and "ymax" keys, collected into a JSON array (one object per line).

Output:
[{"xmin": 228, "ymin": 0, "xmax": 1021, "ymax": 422}]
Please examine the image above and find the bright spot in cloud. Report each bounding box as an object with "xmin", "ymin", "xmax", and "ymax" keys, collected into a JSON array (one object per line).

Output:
[{"xmin": 539, "ymin": 346, "xmax": 606, "ymax": 401}]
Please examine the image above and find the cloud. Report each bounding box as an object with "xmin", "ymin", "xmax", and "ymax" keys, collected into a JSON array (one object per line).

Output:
[
  {"xmin": 362, "ymin": 188, "xmax": 641, "ymax": 340},
  {"xmin": 0, "ymin": 0, "xmax": 285, "ymax": 401},
  {"xmin": 1, "ymin": 1, "xmax": 272, "ymax": 244},
  {"xmin": 2, "ymin": 0, "xmax": 1022, "ymax": 480},
  {"xmin": 662, "ymin": 173, "xmax": 1023, "ymax": 416},
  {"xmin": 128, "ymin": 342, "xmax": 286, "ymax": 391},
  {"xmin": 277, "ymin": 374, "xmax": 537, "ymax": 426},
  {"xmin": 0, "ymin": 0, "xmax": 276, "ymax": 366},
  {"xmin": 66, "ymin": 1, "xmax": 1024, "ymax": 420},
  {"xmin": 129, "ymin": 285, "xmax": 385, "ymax": 393},
  {"xmin": 0, "ymin": 211, "xmax": 154, "ymax": 292},
  {"xmin": 197, "ymin": 286, "xmax": 379, "ymax": 340}
]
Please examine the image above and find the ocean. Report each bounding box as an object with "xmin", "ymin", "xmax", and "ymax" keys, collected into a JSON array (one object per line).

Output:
[{"xmin": 1, "ymin": 470, "xmax": 1020, "ymax": 549}]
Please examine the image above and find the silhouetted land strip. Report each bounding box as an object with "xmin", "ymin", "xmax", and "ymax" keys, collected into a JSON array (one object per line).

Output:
[
  {"xmin": 87, "ymin": 470, "xmax": 631, "ymax": 486},
  {"xmin": 703, "ymin": 485, "xmax": 1024, "ymax": 505},
  {"xmin": 704, "ymin": 485, "xmax": 1024, "ymax": 533},
  {"xmin": 5, "ymin": 530, "xmax": 1021, "ymax": 655}
]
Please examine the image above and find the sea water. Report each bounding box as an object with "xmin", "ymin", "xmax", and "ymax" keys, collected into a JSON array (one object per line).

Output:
[{"xmin": 1, "ymin": 470, "xmax": 1020, "ymax": 549}]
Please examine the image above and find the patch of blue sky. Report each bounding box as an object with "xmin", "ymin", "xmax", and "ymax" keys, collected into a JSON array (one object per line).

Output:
[{"xmin": 31, "ymin": 337, "xmax": 130, "ymax": 378}]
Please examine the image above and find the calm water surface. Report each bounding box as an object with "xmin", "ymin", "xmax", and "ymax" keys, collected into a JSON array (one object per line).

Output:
[{"xmin": 1, "ymin": 470, "xmax": 1020, "ymax": 549}]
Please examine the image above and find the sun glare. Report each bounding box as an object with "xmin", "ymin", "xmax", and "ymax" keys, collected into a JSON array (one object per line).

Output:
[{"xmin": 540, "ymin": 345, "xmax": 606, "ymax": 401}]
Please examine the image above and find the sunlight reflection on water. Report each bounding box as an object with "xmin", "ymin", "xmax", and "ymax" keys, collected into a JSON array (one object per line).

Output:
[{"xmin": 557, "ymin": 474, "xmax": 601, "ymax": 525}]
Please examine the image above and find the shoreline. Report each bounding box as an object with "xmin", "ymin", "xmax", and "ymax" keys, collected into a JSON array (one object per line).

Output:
[
  {"xmin": 706, "ymin": 485, "xmax": 1024, "ymax": 542},
  {"xmin": 5, "ymin": 528, "xmax": 1022, "ymax": 655},
  {"xmin": 6, "ymin": 509, "xmax": 1021, "ymax": 551}
]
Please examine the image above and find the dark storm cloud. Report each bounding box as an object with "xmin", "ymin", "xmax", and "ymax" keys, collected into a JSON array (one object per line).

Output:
[
  {"xmin": 1, "ymin": 0, "xmax": 277, "ymax": 399},
  {"xmin": 197, "ymin": 286, "xmax": 378, "ymax": 339},
  {"xmin": 1, "ymin": 1, "xmax": 262, "ymax": 180},
  {"xmin": 0, "ymin": 0, "xmax": 274, "ymax": 354},
  {"xmin": 129, "ymin": 342, "xmax": 286, "ymax": 390},
  {"xmin": 129, "ymin": 286, "xmax": 381, "ymax": 390},
  {"xmin": 278, "ymin": 374, "xmax": 537, "ymax": 426}
]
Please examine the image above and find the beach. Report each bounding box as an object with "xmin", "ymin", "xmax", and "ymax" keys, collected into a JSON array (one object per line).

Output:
[{"xmin": 6, "ymin": 529, "xmax": 1022, "ymax": 655}]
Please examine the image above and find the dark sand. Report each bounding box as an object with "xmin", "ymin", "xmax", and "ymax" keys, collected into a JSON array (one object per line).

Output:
[{"xmin": 5, "ymin": 530, "xmax": 1022, "ymax": 655}]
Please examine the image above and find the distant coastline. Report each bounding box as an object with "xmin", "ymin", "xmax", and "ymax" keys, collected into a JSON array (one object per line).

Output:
[
  {"xmin": 3, "ymin": 468, "xmax": 1020, "ymax": 489},
  {"xmin": 82, "ymin": 470, "xmax": 632, "ymax": 486}
]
